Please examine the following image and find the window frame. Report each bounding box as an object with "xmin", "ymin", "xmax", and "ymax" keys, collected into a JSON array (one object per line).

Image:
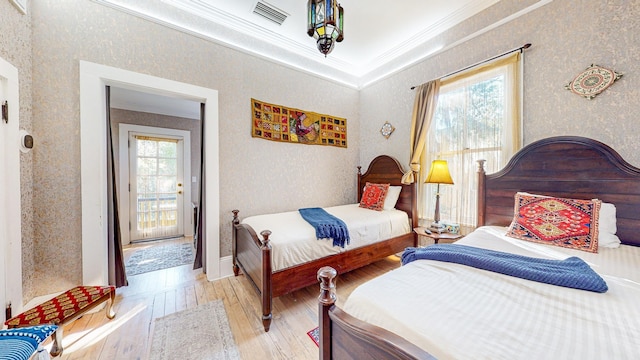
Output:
[{"xmin": 420, "ymin": 52, "xmax": 522, "ymax": 229}]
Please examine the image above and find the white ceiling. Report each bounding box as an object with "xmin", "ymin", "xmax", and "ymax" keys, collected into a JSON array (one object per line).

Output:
[
  {"xmin": 105, "ymin": 0, "xmax": 502, "ymax": 118},
  {"xmin": 160, "ymin": 0, "xmax": 501, "ymax": 85},
  {"xmin": 110, "ymin": 87, "xmax": 201, "ymax": 120}
]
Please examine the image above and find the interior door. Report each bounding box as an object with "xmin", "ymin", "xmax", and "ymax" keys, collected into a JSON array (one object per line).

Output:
[
  {"xmin": 129, "ymin": 133, "xmax": 184, "ymax": 242},
  {"xmin": 0, "ymin": 77, "xmax": 7, "ymax": 322}
]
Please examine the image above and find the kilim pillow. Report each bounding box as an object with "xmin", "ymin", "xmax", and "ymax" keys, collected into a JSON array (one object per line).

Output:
[
  {"xmin": 516, "ymin": 192, "xmax": 620, "ymax": 248},
  {"xmin": 359, "ymin": 182, "xmax": 389, "ymax": 211},
  {"xmin": 506, "ymin": 192, "xmax": 601, "ymax": 253}
]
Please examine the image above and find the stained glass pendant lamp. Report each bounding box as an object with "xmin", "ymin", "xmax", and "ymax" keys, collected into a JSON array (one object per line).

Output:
[{"xmin": 307, "ymin": 0, "xmax": 344, "ymax": 57}]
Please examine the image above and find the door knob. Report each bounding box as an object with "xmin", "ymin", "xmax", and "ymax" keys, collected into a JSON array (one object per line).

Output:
[{"xmin": 178, "ymin": 190, "xmax": 183, "ymax": 194}]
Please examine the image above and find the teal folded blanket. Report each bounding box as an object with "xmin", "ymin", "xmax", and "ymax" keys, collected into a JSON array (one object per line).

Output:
[
  {"xmin": 401, "ymin": 244, "xmax": 608, "ymax": 293},
  {"xmin": 299, "ymin": 207, "xmax": 350, "ymax": 247}
]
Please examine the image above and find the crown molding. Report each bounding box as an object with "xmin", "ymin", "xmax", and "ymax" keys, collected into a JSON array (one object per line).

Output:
[
  {"xmin": 363, "ymin": 0, "xmax": 501, "ymax": 72},
  {"xmin": 91, "ymin": 0, "xmax": 553, "ymax": 89}
]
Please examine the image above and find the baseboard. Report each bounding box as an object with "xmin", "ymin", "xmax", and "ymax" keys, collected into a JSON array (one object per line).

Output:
[{"xmin": 219, "ymin": 255, "xmax": 235, "ymax": 279}]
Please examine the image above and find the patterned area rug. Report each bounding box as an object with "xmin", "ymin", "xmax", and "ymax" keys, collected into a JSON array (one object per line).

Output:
[
  {"xmin": 149, "ymin": 300, "xmax": 240, "ymax": 360},
  {"xmin": 125, "ymin": 242, "xmax": 194, "ymax": 276},
  {"xmin": 307, "ymin": 327, "xmax": 319, "ymax": 347}
]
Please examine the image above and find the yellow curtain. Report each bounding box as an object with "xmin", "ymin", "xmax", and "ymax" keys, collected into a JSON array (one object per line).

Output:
[
  {"xmin": 440, "ymin": 51, "xmax": 521, "ymax": 159},
  {"xmin": 401, "ymin": 80, "xmax": 441, "ymax": 184},
  {"xmin": 421, "ymin": 51, "xmax": 523, "ymax": 228}
]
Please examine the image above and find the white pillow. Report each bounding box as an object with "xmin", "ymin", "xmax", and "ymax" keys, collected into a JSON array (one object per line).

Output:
[
  {"xmin": 517, "ymin": 192, "xmax": 620, "ymax": 248},
  {"xmin": 383, "ymin": 186, "xmax": 402, "ymax": 210},
  {"xmin": 598, "ymin": 202, "xmax": 620, "ymax": 248}
]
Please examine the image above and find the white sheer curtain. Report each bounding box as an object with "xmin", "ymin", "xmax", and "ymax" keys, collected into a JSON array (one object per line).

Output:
[{"xmin": 421, "ymin": 52, "xmax": 522, "ymax": 231}]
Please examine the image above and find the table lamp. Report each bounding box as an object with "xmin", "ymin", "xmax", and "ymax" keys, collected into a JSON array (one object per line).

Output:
[{"xmin": 425, "ymin": 160, "xmax": 454, "ymax": 233}]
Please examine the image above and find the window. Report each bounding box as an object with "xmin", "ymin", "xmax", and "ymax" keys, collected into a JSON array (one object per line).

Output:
[{"xmin": 421, "ymin": 52, "xmax": 522, "ymax": 229}]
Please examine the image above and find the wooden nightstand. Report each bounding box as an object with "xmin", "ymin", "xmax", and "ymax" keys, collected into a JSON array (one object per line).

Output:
[{"xmin": 414, "ymin": 226, "xmax": 463, "ymax": 245}]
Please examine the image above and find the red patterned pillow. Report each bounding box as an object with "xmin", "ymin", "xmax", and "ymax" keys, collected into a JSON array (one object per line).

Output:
[
  {"xmin": 506, "ymin": 192, "xmax": 601, "ymax": 253},
  {"xmin": 359, "ymin": 182, "xmax": 389, "ymax": 211}
]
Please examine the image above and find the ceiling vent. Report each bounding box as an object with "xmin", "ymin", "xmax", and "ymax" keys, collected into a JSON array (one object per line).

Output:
[{"xmin": 253, "ymin": 1, "xmax": 288, "ymax": 25}]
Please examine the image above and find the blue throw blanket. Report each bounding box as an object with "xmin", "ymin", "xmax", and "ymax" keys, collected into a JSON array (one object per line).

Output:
[
  {"xmin": 299, "ymin": 207, "xmax": 350, "ymax": 248},
  {"xmin": 401, "ymin": 244, "xmax": 608, "ymax": 293}
]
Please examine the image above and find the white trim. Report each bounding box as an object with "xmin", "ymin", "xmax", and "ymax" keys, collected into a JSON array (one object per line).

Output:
[
  {"xmin": 218, "ymin": 255, "xmax": 235, "ymax": 279},
  {"xmin": 118, "ymin": 124, "xmax": 192, "ymax": 245},
  {"xmin": 90, "ymin": 0, "xmax": 553, "ymax": 89},
  {"xmin": 9, "ymin": 0, "xmax": 27, "ymax": 14},
  {"xmin": 80, "ymin": 61, "xmax": 222, "ymax": 284},
  {"xmin": 360, "ymin": 0, "xmax": 553, "ymax": 88},
  {"xmin": 91, "ymin": 0, "xmax": 359, "ymax": 89},
  {"xmin": 0, "ymin": 56, "xmax": 23, "ymax": 320}
]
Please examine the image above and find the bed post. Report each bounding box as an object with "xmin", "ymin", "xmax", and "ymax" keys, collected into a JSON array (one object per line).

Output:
[
  {"xmin": 476, "ymin": 160, "xmax": 486, "ymax": 227},
  {"xmin": 231, "ymin": 209, "xmax": 240, "ymax": 276},
  {"xmin": 318, "ymin": 266, "xmax": 337, "ymax": 360},
  {"xmin": 410, "ymin": 180, "xmax": 418, "ymax": 246},
  {"xmin": 357, "ymin": 165, "xmax": 363, "ymax": 201},
  {"xmin": 260, "ymin": 230, "xmax": 273, "ymax": 332}
]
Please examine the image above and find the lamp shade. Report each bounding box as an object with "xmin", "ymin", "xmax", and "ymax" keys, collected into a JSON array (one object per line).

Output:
[{"xmin": 425, "ymin": 160, "xmax": 454, "ymax": 185}]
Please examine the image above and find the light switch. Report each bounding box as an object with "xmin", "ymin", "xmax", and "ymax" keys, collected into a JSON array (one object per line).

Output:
[{"xmin": 192, "ymin": 176, "xmax": 197, "ymax": 183}]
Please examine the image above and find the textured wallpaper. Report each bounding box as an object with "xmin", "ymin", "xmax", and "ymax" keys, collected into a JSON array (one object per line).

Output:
[
  {"xmin": 0, "ymin": 0, "xmax": 36, "ymax": 303},
  {"xmin": 360, "ymin": 0, "xmax": 640, "ymax": 170},
  {"xmin": 27, "ymin": 0, "xmax": 359, "ymax": 296},
  {"xmin": 8, "ymin": 0, "xmax": 640, "ymax": 301}
]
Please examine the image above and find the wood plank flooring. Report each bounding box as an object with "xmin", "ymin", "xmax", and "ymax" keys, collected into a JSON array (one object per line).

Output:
[{"xmin": 46, "ymin": 243, "xmax": 401, "ymax": 360}]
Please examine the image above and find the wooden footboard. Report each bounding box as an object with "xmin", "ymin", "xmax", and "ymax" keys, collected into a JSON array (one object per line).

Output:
[
  {"xmin": 232, "ymin": 210, "xmax": 274, "ymax": 331},
  {"xmin": 318, "ymin": 267, "xmax": 435, "ymax": 360},
  {"xmin": 232, "ymin": 209, "xmax": 415, "ymax": 332}
]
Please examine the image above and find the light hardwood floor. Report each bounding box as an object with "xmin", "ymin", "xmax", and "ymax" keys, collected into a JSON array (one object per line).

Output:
[{"xmin": 46, "ymin": 243, "xmax": 401, "ymax": 360}]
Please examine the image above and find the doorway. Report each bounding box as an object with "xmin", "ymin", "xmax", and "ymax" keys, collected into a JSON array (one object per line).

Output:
[
  {"xmin": 130, "ymin": 133, "xmax": 184, "ymax": 242},
  {"xmin": 80, "ymin": 61, "xmax": 221, "ymax": 286},
  {"xmin": 0, "ymin": 56, "xmax": 23, "ymax": 320},
  {"xmin": 118, "ymin": 124, "xmax": 194, "ymax": 245},
  {"xmin": 115, "ymin": 117, "xmax": 198, "ymax": 278},
  {"xmin": 130, "ymin": 134, "xmax": 184, "ymax": 242}
]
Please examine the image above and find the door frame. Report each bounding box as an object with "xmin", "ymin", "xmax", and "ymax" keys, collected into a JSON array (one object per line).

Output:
[
  {"xmin": 0, "ymin": 56, "xmax": 22, "ymax": 320},
  {"xmin": 80, "ymin": 61, "xmax": 220, "ymax": 284},
  {"xmin": 118, "ymin": 124, "xmax": 192, "ymax": 245}
]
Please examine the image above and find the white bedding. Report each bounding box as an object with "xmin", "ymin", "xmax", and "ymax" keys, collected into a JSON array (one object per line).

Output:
[
  {"xmin": 343, "ymin": 226, "xmax": 640, "ymax": 359},
  {"xmin": 241, "ymin": 204, "xmax": 410, "ymax": 271}
]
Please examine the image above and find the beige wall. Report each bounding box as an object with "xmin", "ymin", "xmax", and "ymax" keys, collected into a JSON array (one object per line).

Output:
[
  {"xmin": 0, "ymin": 0, "xmax": 36, "ymax": 301},
  {"xmin": 360, "ymin": 0, "xmax": 640, "ymax": 170},
  {"xmin": 27, "ymin": 1, "xmax": 359, "ymax": 297},
  {"xmin": 3, "ymin": 0, "xmax": 640, "ymax": 302}
]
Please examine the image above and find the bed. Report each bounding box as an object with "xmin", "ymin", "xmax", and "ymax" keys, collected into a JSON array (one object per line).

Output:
[
  {"xmin": 317, "ymin": 136, "xmax": 640, "ymax": 359},
  {"xmin": 232, "ymin": 155, "xmax": 418, "ymax": 332}
]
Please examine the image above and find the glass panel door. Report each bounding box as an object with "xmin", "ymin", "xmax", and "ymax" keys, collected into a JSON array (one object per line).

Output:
[{"xmin": 129, "ymin": 134, "xmax": 184, "ymax": 242}]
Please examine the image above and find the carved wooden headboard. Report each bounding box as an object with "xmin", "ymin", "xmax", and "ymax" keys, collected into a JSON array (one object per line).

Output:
[
  {"xmin": 358, "ymin": 155, "xmax": 418, "ymax": 229},
  {"xmin": 477, "ymin": 136, "xmax": 640, "ymax": 247}
]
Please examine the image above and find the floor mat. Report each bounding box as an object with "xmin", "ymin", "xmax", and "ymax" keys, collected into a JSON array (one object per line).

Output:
[{"xmin": 125, "ymin": 242, "xmax": 194, "ymax": 276}]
